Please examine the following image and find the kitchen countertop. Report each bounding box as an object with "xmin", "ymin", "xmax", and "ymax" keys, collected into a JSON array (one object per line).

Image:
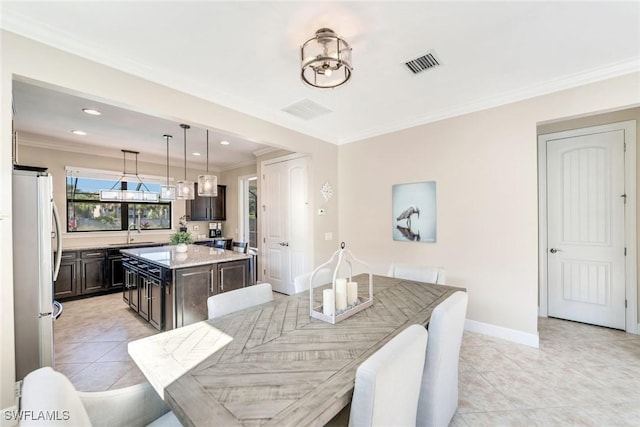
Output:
[
  {"xmin": 121, "ymin": 244, "xmax": 250, "ymax": 269},
  {"xmin": 58, "ymin": 238, "xmax": 230, "ymax": 252}
]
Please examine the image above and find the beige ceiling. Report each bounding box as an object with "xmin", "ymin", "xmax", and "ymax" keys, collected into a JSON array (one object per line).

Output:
[{"xmin": 3, "ymin": 1, "xmax": 639, "ymax": 165}]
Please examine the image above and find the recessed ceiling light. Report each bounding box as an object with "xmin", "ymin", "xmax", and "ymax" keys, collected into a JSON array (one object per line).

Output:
[
  {"xmin": 220, "ymin": 140, "xmax": 230, "ymax": 145},
  {"xmin": 191, "ymin": 152, "xmax": 201, "ymax": 156},
  {"xmin": 71, "ymin": 130, "xmax": 87, "ymax": 135},
  {"xmin": 82, "ymin": 108, "xmax": 101, "ymax": 116}
]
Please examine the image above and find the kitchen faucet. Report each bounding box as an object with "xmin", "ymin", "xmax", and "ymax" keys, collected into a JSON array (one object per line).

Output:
[{"xmin": 127, "ymin": 211, "xmax": 142, "ymax": 243}]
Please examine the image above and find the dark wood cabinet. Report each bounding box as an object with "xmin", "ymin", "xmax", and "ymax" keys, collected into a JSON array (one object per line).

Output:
[
  {"xmin": 187, "ymin": 184, "xmax": 226, "ymax": 221},
  {"xmin": 81, "ymin": 250, "xmax": 107, "ymax": 294},
  {"xmin": 123, "ymin": 253, "xmax": 250, "ymax": 331},
  {"xmin": 218, "ymin": 259, "xmax": 250, "ymax": 292},
  {"xmin": 138, "ymin": 274, "xmax": 150, "ymax": 321},
  {"xmin": 148, "ymin": 276, "xmax": 163, "ymax": 330},
  {"xmin": 123, "ymin": 258, "xmax": 167, "ymax": 331},
  {"xmin": 54, "ymin": 251, "xmax": 79, "ymax": 299},
  {"xmin": 174, "ymin": 265, "xmax": 217, "ymax": 328},
  {"xmin": 57, "ymin": 244, "xmax": 164, "ymax": 301},
  {"xmin": 124, "ymin": 263, "xmax": 140, "ymax": 311},
  {"xmin": 107, "ymin": 249, "xmax": 123, "ymax": 288}
]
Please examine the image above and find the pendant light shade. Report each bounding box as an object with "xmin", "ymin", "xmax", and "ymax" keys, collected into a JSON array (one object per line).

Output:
[
  {"xmin": 160, "ymin": 134, "xmax": 175, "ymax": 201},
  {"xmin": 197, "ymin": 129, "xmax": 218, "ymax": 197},
  {"xmin": 176, "ymin": 124, "xmax": 195, "ymax": 200}
]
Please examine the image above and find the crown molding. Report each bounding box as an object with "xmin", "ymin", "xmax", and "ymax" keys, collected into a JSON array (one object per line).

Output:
[
  {"xmin": 338, "ymin": 59, "xmax": 640, "ymax": 145},
  {"xmin": 4, "ymin": 9, "xmax": 638, "ymax": 148},
  {"xmin": 1, "ymin": 10, "xmax": 341, "ymax": 144}
]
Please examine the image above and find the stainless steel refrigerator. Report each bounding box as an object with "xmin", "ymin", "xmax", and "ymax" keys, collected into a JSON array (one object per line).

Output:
[{"xmin": 12, "ymin": 168, "xmax": 63, "ymax": 380}]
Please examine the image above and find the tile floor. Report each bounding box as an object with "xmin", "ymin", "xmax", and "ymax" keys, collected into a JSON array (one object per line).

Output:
[
  {"xmin": 55, "ymin": 293, "xmax": 640, "ymax": 426},
  {"xmin": 453, "ymin": 317, "xmax": 640, "ymax": 426},
  {"xmin": 54, "ymin": 292, "xmax": 158, "ymax": 391}
]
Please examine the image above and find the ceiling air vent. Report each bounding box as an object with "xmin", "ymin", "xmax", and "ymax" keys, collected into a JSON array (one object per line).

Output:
[
  {"xmin": 404, "ymin": 51, "xmax": 441, "ymax": 74},
  {"xmin": 281, "ymin": 99, "xmax": 332, "ymax": 120}
]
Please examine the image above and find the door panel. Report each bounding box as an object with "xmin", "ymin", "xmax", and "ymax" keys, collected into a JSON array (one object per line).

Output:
[
  {"xmin": 288, "ymin": 163, "xmax": 308, "ymax": 284},
  {"xmin": 547, "ymin": 130, "xmax": 625, "ymax": 329},
  {"xmin": 263, "ymin": 156, "xmax": 309, "ymax": 294},
  {"xmin": 264, "ymin": 161, "xmax": 287, "ymax": 292}
]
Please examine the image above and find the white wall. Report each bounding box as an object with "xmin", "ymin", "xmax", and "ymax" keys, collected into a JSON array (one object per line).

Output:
[
  {"xmin": 338, "ymin": 73, "xmax": 640, "ymax": 340},
  {"xmin": 0, "ymin": 30, "xmax": 338, "ymax": 410}
]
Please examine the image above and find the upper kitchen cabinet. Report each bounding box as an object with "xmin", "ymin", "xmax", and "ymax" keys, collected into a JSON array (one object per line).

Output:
[{"xmin": 187, "ymin": 184, "xmax": 226, "ymax": 221}]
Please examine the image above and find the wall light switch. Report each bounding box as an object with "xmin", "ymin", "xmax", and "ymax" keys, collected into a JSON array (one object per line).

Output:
[
  {"xmin": 193, "ymin": 225, "xmax": 200, "ymax": 231},
  {"xmin": 318, "ymin": 208, "xmax": 326, "ymax": 215},
  {"xmin": 325, "ymin": 232, "xmax": 333, "ymax": 240}
]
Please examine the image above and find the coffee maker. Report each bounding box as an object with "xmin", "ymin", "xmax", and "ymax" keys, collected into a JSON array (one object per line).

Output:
[{"xmin": 209, "ymin": 222, "xmax": 222, "ymax": 238}]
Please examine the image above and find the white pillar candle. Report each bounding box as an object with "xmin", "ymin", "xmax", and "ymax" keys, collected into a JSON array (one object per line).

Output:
[
  {"xmin": 323, "ymin": 289, "xmax": 335, "ymax": 316},
  {"xmin": 335, "ymin": 278, "xmax": 348, "ymax": 311},
  {"xmin": 347, "ymin": 281, "xmax": 358, "ymax": 305}
]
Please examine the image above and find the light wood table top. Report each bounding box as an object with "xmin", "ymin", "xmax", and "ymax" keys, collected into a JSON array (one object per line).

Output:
[{"xmin": 144, "ymin": 274, "xmax": 463, "ymax": 426}]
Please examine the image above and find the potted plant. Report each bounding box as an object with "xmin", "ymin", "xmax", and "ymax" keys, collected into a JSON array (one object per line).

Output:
[{"xmin": 170, "ymin": 231, "xmax": 193, "ymax": 252}]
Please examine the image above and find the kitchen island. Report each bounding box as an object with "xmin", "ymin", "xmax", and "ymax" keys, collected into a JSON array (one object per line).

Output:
[{"xmin": 120, "ymin": 244, "xmax": 252, "ymax": 331}]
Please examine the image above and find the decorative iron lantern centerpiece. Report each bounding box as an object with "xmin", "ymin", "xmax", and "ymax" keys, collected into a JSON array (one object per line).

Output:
[{"xmin": 309, "ymin": 242, "xmax": 373, "ymax": 324}]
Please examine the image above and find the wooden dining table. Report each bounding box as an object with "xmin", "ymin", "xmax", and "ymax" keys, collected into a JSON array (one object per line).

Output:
[{"xmin": 128, "ymin": 273, "xmax": 464, "ymax": 427}]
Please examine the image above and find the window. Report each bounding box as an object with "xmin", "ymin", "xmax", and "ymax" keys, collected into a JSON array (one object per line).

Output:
[{"xmin": 66, "ymin": 176, "xmax": 171, "ymax": 232}]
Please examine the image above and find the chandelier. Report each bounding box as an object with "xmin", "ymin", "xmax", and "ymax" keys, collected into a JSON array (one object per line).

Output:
[
  {"xmin": 301, "ymin": 28, "xmax": 352, "ymax": 89},
  {"xmin": 99, "ymin": 150, "xmax": 159, "ymax": 202}
]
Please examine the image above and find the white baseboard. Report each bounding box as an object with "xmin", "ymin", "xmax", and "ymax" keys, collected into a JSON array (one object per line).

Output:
[
  {"xmin": 465, "ymin": 319, "xmax": 540, "ymax": 348},
  {"xmin": 1, "ymin": 405, "xmax": 19, "ymax": 427}
]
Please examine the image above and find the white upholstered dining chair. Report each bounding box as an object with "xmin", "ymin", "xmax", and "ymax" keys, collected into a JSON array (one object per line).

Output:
[
  {"xmin": 207, "ymin": 282, "xmax": 274, "ymax": 319},
  {"xmin": 348, "ymin": 324, "xmax": 428, "ymax": 427},
  {"xmin": 387, "ymin": 262, "xmax": 446, "ymax": 285},
  {"xmin": 417, "ymin": 291, "xmax": 468, "ymax": 427},
  {"xmin": 19, "ymin": 367, "xmax": 181, "ymax": 427},
  {"xmin": 293, "ymin": 267, "xmax": 332, "ymax": 294}
]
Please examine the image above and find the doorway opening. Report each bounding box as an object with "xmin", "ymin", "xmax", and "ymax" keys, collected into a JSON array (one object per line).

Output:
[{"xmin": 238, "ymin": 175, "xmax": 258, "ymax": 248}]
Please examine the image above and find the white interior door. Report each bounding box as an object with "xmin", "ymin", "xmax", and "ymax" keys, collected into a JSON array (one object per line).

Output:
[
  {"xmin": 262, "ymin": 156, "xmax": 309, "ymax": 294},
  {"xmin": 547, "ymin": 129, "xmax": 626, "ymax": 329}
]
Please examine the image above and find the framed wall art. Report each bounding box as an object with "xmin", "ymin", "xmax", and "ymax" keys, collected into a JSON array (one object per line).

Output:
[{"xmin": 392, "ymin": 181, "xmax": 436, "ymax": 242}]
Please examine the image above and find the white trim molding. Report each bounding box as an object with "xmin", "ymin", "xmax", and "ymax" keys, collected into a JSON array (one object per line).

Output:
[{"xmin": 465, "ymin": 319, "xmax": 540, "ymax": 348}]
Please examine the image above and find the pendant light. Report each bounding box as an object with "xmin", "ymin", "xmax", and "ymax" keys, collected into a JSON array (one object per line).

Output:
[
  {"xmin": 99, "ymin": 150, "xmax": 159, "ymax": 202},
  {"xmin": 160, "ymin": 134, "xmax": 175, "ymax": 201},
  {"xmin": 176, "ymin": 124, "xmax": 195, "ymax": 200},
  {"xmin": 197, "ymin": 129, "xmax": 218, "ymax": 197}
]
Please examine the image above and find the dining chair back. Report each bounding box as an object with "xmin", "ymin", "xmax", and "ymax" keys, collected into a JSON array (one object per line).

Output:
[
  {"xmin": 20, "ymin": 367, "xmax": 178, "ymax": 427},
  {"xmin": 211, "ymin": 240, "xmax": 226, "ymax": 249},
  {"xmin": 293, "ymin": 267, "xmax": 333, "ymax": 294},
  {"xmin": 387, "ymin": 262, "xmax": 446, "ymax": 285},
  {"xmin": 207, "ymin": 283, "xmax": 274, "ymax": 319},
  {"xmin": 416, "ymin": 291, "xmax": 468, "ymax": 427},
  {"xmin": 232, "ymin": 241, "xmax": 249, "ymax": 254},
  {"xmin": 349, "ymin": 324, "xmax": 428, "ymax": 427}
]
